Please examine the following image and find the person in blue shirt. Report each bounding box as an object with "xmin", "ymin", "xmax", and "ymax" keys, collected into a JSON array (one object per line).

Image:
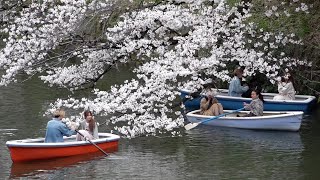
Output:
[
  {"xmin": 44, "ymin": 109, "xmax": 76, "ymax": 143},
  {"xmin": 228, "ymin": 67, "xmax": 249, "ymax": 97}
]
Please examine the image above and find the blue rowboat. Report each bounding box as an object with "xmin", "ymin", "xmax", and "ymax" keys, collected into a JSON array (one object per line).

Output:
[
  {"xmin": 180, "ymin": 89, "xmax": 316, "ymax": 112},
  {"xmin": 186, "ymin": 109, "xmax": 304, "ymax": 131}
]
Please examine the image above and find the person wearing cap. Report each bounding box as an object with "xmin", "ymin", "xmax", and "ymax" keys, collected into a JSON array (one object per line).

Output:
[
  {"xmin": 44, "ymin": 109, "xmax": 76, "ymax": 143},
  {"xmin": 228, "ymin": 67, "xmax": 249, "ymax": 97},
  {"xmin": 273, "ymin": 73, "xmax": 295, "ymax": 100},
  {"xmin": 200, "ymin": 90, "xmax": 224, "ymax": 116}
]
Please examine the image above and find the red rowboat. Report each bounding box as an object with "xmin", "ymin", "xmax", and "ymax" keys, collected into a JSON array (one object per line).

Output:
[{"xmin": 6, "ymin": 133, "xmax": 120, "ymax": 162}]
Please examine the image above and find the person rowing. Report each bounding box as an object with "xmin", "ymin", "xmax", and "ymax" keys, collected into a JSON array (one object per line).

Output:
[
  {"xmin": 44, "ymin": 109, "xmax": 77, "ymax": 143},
  {"xmin": 242, "ymin": 90, "xmax": 264, "ymax": 117}
]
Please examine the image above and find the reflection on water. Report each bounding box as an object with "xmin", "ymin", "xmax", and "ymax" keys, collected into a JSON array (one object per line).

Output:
[
  {"xmin": 9, "ymin": 146, "xmax": 118, "ymax": 179},
  {"xmin": 181, "ymin": 126, "xmax": 304, "ymax": 179},
  {"xmin": 10, "ymin": 152, "xmax": 105, "ymax": 179},
  {"xmin": 185, "ymin": 127, "xmax": 303, "ymax": 155}
]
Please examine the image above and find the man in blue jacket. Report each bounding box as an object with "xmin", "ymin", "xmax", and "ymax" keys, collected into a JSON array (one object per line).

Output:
[
  {"xmin": 228, "ymin": 67, "xmax": 249, "ymax": 97},
  {"xmin": 44, "ymin": 109, "xmax": 76, "ymax": 143}
]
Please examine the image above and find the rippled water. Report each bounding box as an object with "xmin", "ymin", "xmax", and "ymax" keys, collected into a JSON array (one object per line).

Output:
[
  {"xmin": 1, "ymin": 78, "xmax": 320, "ymax": 179},
  {"xmin": 1, "ymin": 125, "xmax": 320, "ymax": 179}
]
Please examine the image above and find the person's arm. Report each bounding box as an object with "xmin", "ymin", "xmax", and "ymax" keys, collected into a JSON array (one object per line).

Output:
[
  {"xmin": 278, "ymin": 82, "xmax": 294, "ymax": 95},
  {"xmin": 243, "ymin": 102, "xmax": 252, "ymax": 111},
  {"xmin": 59, "ymin": 123, "xmax": 76, "ymax": 137},
  {"xmin": 234, "ymin": 78, "xmax": 249, "ymax": 94},
  {"xmin": 277, "ymin": 82, "xmax": 286, "ymax": 94},
  {"xmin": 200, "ymin": 98, "xmax": 210, "ymax": 110}
]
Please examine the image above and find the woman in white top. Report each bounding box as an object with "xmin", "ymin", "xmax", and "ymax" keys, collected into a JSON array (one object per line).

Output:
[
  {"xmin": 76, "ymin": 110, "xmax": 99, "ymax": 141},
  {"xmin": 273, "ymin": 73, "xmax": 296, "ymax": 100}
]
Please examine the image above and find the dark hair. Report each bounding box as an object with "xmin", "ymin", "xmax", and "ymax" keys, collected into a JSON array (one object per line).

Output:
[
  {"xmin": 84, "ymin": 110, "xmax": 95, "ymax": 132},
  {"xmin": 233, "ymin": 68, "xmax": 243, "ymax": 76},
  {"xmin": 252, "ymin": 90, "xmax": 264, "ymax": 102},
  {"xmin": 287, "ymin": 73, "xmax": 294, "ymax": 86},
  {"xmin": 281, "ymin": 73, "xmax": 295, "ymax": 87}
]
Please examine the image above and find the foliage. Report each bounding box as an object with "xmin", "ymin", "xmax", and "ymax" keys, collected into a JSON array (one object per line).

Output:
[{"xmin": 245, "ymin": 0, "xmax": 320, "ymax": 95}]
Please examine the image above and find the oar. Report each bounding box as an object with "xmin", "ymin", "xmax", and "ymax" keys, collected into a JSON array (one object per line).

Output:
[
  {"xmin": 75, "ymin": 130, "xmax": 109, "ymax": 156},
  {"xmin": 98, "ymin": 120, "xmax": 108, "ymax": 127},
  {"xmin": 184, "ymin": 107, "xmax": 245, "ymax": 130}
]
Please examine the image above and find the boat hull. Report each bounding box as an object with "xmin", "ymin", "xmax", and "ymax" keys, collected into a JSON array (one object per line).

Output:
[
  {"xmin": 6, "ymin": 133, "xmax": 120, "ymax": 162},
  {"xmin": 186, "ymin": 110, "xmax": 303, "ymax": 131},
  {"xmin": 181, "ymin": 89, "xmax": 316, "ymax": 112}
]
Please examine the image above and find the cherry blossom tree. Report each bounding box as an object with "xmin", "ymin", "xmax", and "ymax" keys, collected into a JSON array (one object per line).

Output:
[{"xmin": 0, "ymin": 0, "xmax": 312, "ymax": 137}]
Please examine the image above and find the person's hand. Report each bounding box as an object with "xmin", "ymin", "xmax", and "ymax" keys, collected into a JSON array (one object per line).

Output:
[
  {"xmin": 70, "ymin": 122, "xmax": 76, "ymax": 131},
  {"xmin": 70, "ymin": 125, "xmax": 76, "ymax": 131},
  {"xmin": 243, "ymin": 102, "xmax": 248, "ymax": 106},
  {"xmin": 69, "ymin": 122, "xmax": 79, "ymax": 131}
]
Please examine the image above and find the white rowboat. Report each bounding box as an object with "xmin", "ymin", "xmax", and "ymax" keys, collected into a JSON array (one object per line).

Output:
[{"xmin": 186, "ymin": 110, "xmax": 304, "ymax": 131}]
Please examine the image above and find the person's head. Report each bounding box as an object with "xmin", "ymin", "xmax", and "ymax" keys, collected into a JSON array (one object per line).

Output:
[
  {"xmin": 251, "ymin": 90, "xmax": 264, "ymax": 102},
  {"xmin": 53, "ymin": 109, "xmax": 65, "ymax": 119},
  {"xmin": 234, "ymin": 67, "xmax": 244, "ymax": 78},
  {"xmin": 251, "ymin": 90, "xmax": 258, "ymax": 99},
  {"xmin": 84, "ymin": 110, "xmax": 95, "ymax": 132},
  {"xmin": 283, "ymin": 73, "xmax": 293, "ymax": 82},
  {"xmin": 206, "ymin": 90, "xmax": 215, "ymax": 98},
  {"xmin": 84, "ymin": 110, "xmax": 93, "ymax": 122},
  {"xmin": 206, "ymin": 90, "xmax": 218, "ymax": 103}
]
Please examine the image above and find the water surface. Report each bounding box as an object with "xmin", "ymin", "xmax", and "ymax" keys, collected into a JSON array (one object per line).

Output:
[{"xmin": 0, "ymin": 77, "xmax": 320, "ymax": 179}]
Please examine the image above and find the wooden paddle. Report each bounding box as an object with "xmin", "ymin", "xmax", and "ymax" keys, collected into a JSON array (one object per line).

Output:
[
  {"xmin": 98, "ymin": 120, "xmax": 108, "ymax": 127},
  {"xmin": 75, "ymin": 130, "xmax": 109, "ymax": 156},
  {"xmin": 184, "ymin": 107, "xmax": 245, "ymax": 130}
]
